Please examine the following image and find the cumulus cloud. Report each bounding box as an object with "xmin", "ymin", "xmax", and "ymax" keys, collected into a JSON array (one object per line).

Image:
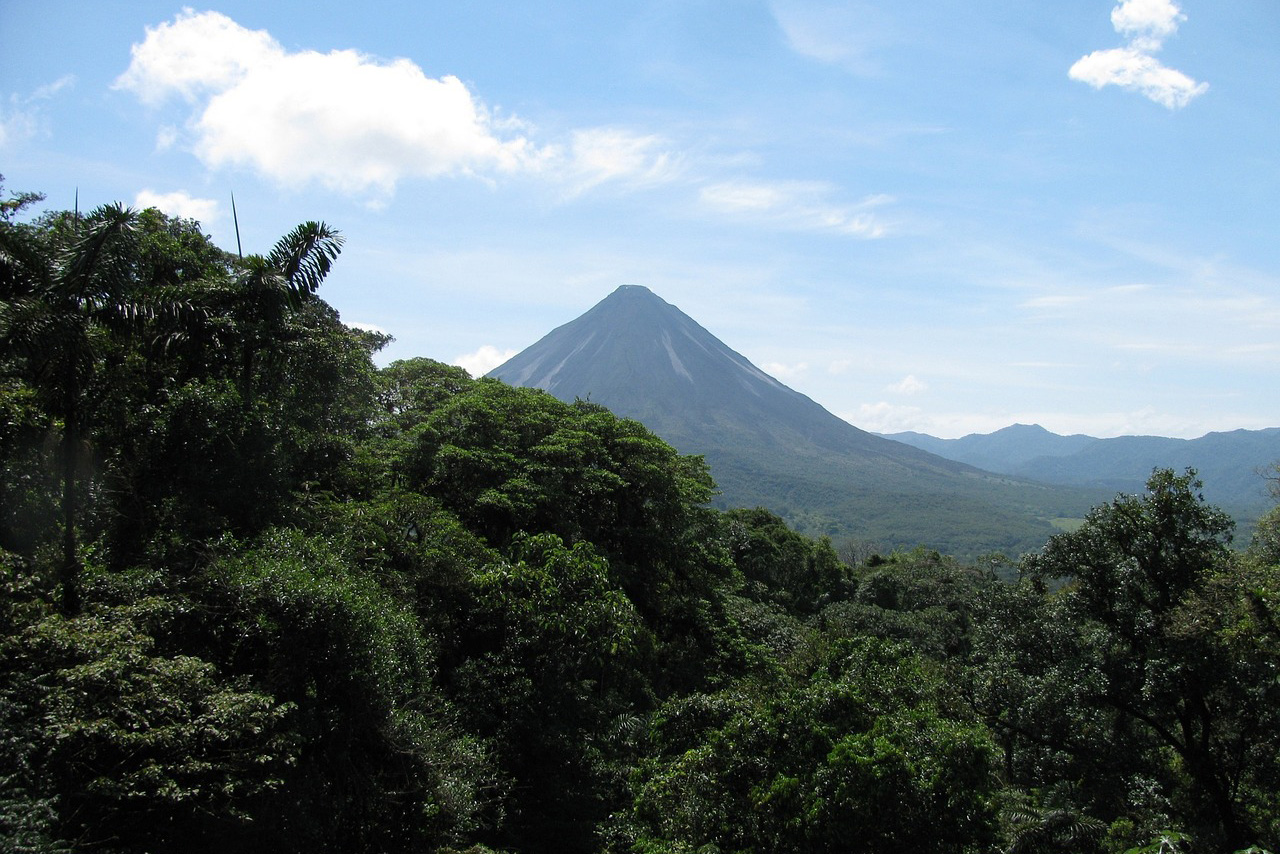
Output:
[
  {"xmin": 115, "ymin": 12, "xmax": 277, "ymax": 106},
  {"xmin": 1070, "ymin": 0, "xmax": 1207, "ymax": 109},
  {"xmin": 114, "ymin": 10, "xmax": 547, "ymax": 197},
  {"xmin": 1111, "ymin": 0, "xmax": 1184, "ymax": 44},
  {"xmin": 114, "ymin": 10, "xmax": 881, "ymax": 231},
  {"xmin": 115, "ymin": 10, "xmax": 679, "ymax": 199},
  {"xmin": 454, "ymin": 345, "xmax": 518, "ymax": 377},
  {"xmin": 700, "ymin": 180, "xmax": 891, "ymax": 238},
  {"xmin": 134, "ymin": 189, "xmax": 220, "ymax": 223}
]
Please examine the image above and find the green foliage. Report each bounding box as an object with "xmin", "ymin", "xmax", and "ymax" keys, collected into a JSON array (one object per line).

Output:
[
  {"xmin": 205, "ymin": 528, "xmax": 491, "ymax": 852},
  {"xmin": 0, "ymin": 380, "xmax": 56, "ymax": 555},
  {"xmin": 722, "ymin": 507, "xmax": 847, "ymax": 615},
  {"xmin": 972, "ymin": 470, "xmax": 1280, "ymax": 853},
  {"xmin": 452, "ymin": 534, "xmax": 652, "ymax": 851},
  {"xmin": 0, "ymin": 569, "xmax": 295, "ymax": 851},
  {"xmin": 625, "ymin": 639, "xmax": 997, "ymax": 854},
  {"xmin": 818, "ymin": 546, "xmax": 991, "ymax": 659}
]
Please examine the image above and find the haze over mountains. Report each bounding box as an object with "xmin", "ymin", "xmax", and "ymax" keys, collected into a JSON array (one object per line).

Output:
[
  {"xmin": 488, "ymin": 286, "xmax": 1105, "ymax": 556},
  {"xmin": 885, "ymin": 423, "xmax": 1279, "ymax": 527}
]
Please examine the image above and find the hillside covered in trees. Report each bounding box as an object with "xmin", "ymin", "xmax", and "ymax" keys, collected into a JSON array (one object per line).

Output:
[{"xmin": 2, "ymin": 189, "xmax": 1278, "ymax": 853}]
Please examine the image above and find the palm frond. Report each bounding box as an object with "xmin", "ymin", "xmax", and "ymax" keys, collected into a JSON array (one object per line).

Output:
[
  {"xmin": 0, "ymin": 218, "xmax": 54, "ymax": 300},
  {"xmin": 266, "ymin": 220, "xmax": 343, "ymax": 295},
  {"xmin": 60, "ymin": 203, "xmax": 138, "ymax": 296}
]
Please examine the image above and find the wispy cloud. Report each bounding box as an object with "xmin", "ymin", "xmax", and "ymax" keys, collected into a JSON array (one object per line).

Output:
[
  {"xmin": 770, "ymin": 1, "xmax": 887, "ymax": 76},
  {"xmin": 115, "ymin": 10, "xmax": 890, "ymax": 239},
  {"xmin": 0, "ymin": 75, "xmax": 75, "ymax": 149},
  {"xmin": 1015, "ymin": 277, "xmax": 1280, "ymax": 365},
  {"xmin": 561, "ymin": 128, "xmax": 681, "ymax": 195},
  {"xmin": 1069, "ymin": 0, "xmax": 1207, "ymax": 109},
  {"xmin": 848, "ymin": 401, "xmax": 925, "ymax": 434},
  {"xmin": 700, "ymin": 180, "xmax": 891, "ymax": 238}
]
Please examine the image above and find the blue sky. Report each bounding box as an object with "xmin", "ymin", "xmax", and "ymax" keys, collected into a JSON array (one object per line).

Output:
[{"xmin": 3, "ymin": 0, "xmax": 1277, "ymax": 438}]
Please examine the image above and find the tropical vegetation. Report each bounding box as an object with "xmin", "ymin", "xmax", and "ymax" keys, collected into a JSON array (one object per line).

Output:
[{"xmin": 2, "ymin": 183, "xmax": 1277, "ymax": 853}]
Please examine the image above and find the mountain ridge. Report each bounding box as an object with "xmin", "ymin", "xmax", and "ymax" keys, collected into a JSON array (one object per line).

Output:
[{"xmin": 883, "ymin": 424, "xmax": 1280, "ymax": 526}]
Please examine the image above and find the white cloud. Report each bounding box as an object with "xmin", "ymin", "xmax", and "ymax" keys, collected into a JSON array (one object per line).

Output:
[
  {"xmin": 1070, "ymin": 0, "xmax": 1207, "ymax": 109},
  {"xmin": 847, "ymin": 401, "xmax": 925, "ymax": 434},
  {"xmin": 454, "ymin": 345, "xmax": 517, "ymax": 377},
  {"xmin": 114, "ymin": 10, "xmax": 891, "ymax": 231},
  {"xmin": 0, "ymin": 105, "xmax": 35, "ymax": 149},
  {"xmin": 888, "ymin": 374, "xmax": 927, "ymax": 395},
  {"xmin": 134, "ymin": 189, "xmax": 220, "ymax": 223},
  {"xmin": 563, "ymin": 128, "xmax": 680, "ymax": 195},
  {"xmin": 827, "ymin": 359, "xmax": 853, "ymax": 375},
  {"xmin": 1111, "ymin": 0, "xmax": 1184, "ymax": 43},
  {"xmin": 115, "ymin": 11, "xmax": 278, "ymax": 106},
  {"xmin": 32, "ymin": 75, "xmax": 77, "ymax": 101},
  {"xmin": 114, "ymin": 10, "xmax": 692, "ymax": 200},
  {"xmin": 762, "ymin": 361, "xmax": 809, "ymax": 380},
  {"xmin": 700, "ymin": 180, "xmax": 891, "ymax": 238},
  {"xmin": 1069, "ymin": 48, "xmax": 1208, "ymax": 109},
  {"xmin": 770, "ymin": 1, "xmax": 886, "ymax": 76},
  {"xmin": 347, "ymin": 320, "xmax": 390, "ymax": 336},
  {"xmin": 155, "ymin": 125, "xmax": 180, "ymax": 152},
  {"xmin": 115, "ymin": 10, "xmax": 549, "ymax": 197}
]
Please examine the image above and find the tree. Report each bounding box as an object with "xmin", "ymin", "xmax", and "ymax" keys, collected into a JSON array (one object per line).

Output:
[
  {"xmin": 202, "ymin": 529, "xmax": 491, "ymax": 853},
  {"xmin": 723, "ymin": 506, "xmax": 847, "ymax": 615},
  {"xmin": 623, "ymin": 638, "xmax": 997, "ymax": 854},
  {"xmin": 1, "ymin": 203, "xmax": 145, "ymax": 612},
  {"xmin": 227, "ymin": 221, "xmax": 343, "ymax": 406},
  {"xmin": 972, "ymin": 469, "xmax": 1280, "ymax": 851},
  {"xmin": 0, "ymin": 590, "xmax": 297, "ymax": 852},
  {"xmin": 451, "ymin": 534, "xmax": 651, "ymax": 853},
  {"xmin": 1, "ymin": 203, "xmax": 349, "ymax": 601}
]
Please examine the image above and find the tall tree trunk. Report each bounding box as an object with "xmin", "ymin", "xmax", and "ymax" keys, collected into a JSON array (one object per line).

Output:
[{"xmin": 59, "ymin": 374, "xmax": 81, "ymax": 615}]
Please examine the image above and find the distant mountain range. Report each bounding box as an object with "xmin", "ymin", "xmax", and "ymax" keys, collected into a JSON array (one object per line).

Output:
[
  {"xmin": 883, "ymin": 423, "xmax": 1279, "ymax": 527},
  {"xmin": 488, "ymin": 286, "xmax": 1106, "ymax": 557}
]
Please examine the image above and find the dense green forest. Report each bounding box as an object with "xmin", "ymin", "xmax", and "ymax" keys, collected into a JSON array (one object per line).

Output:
[{"xmin": 2, "ymin": 185, "xmax": 1278, "ymax": 853}]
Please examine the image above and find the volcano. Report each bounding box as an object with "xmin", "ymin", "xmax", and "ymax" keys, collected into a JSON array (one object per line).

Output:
[{"xmin": 489, "ymin": 285, "xmax": 1098, "ymax": 555}]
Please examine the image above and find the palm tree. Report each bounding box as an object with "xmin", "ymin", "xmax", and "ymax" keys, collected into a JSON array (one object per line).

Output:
[
  {"xmin": 1, "ymin": 202, "xmax": 343, "ymax": 613},
  {"xmin": 1, "ymin": 203, "xmax": 141, "ymax": 612},
  {"xmin": 231, "ymin": 221, "xmax": 344, "ymax": 405}
]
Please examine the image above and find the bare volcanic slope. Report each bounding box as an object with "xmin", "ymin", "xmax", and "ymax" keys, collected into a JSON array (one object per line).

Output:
[{"xmin": 489, "ymin": 285, "xmax": 1099, "ymax": 556}]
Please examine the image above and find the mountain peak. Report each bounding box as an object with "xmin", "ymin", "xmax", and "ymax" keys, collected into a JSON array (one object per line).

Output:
[
  {"xmin": 488, "ymin": 286, "xmax": 788, "ymax": 407},
  {"xmin": 990, "ymin": 423, "xmax": 1051, "ymax": 436},
  {"xmin": 488, "ymin": 286, "xmax": 1099, "ymax": 556}
]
